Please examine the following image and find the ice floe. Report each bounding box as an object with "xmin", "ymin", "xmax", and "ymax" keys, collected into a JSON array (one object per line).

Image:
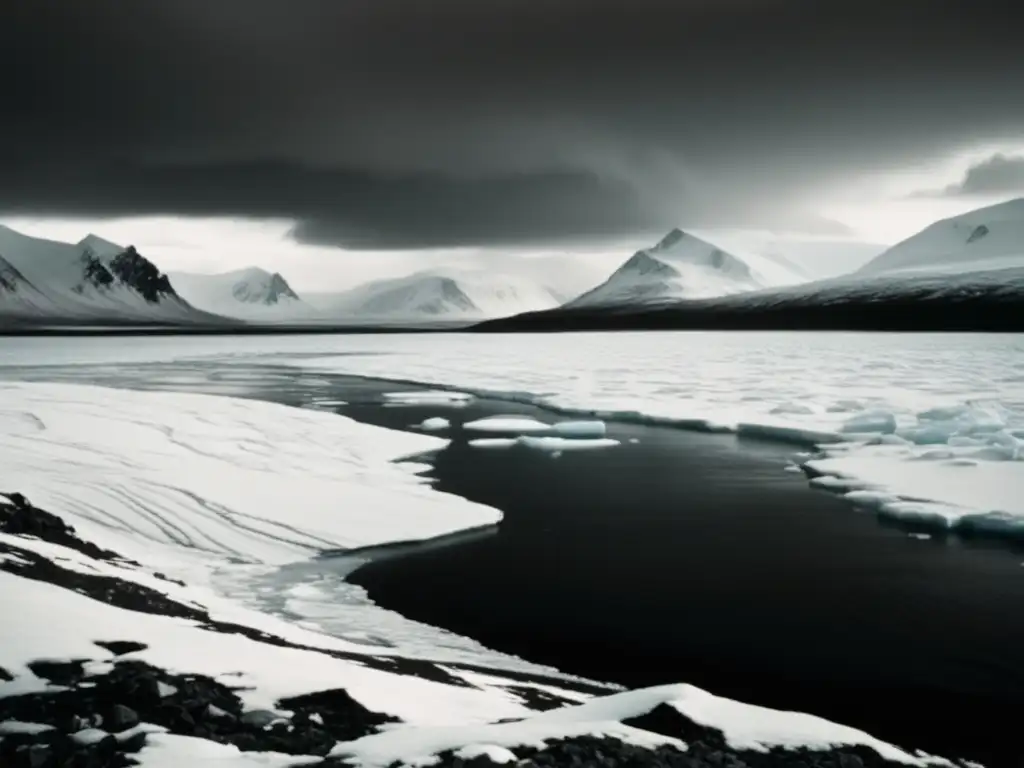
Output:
[
  {"xmin": 0, "ymin": 382, "xmax": 500, "ymax": 566},
  {"xmin": 275, "ymin": 333, "xmax": 1022, "ymax": 542},
  {"xmin": 416, "ymin": 416, "xmax": 451, "ymax": 431},
  {"xmin": 469, "ymin": 436, "xmax": 620, "ymax": 453},
  {"xmin": 382, "ymin": 390, "xmax": 474, "ymax": 407},
  {"xmin": 463, "ymin": 415, "xmax": 552, "ymax": 434}
]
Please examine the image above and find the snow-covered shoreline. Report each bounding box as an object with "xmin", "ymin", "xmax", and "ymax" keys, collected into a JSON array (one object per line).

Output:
[
  {"xmin": 0, "ymin": 378, "xmax": 979, "ymax": 766},
  {"xmin": 0, "ymin": 493, "xmax": 960, "ymax": 768}
]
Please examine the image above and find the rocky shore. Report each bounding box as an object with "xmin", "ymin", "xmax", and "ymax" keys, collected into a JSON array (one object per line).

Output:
[{"xmin": 0, "ymin": 494, "xmax": 974, "ymax": 768}]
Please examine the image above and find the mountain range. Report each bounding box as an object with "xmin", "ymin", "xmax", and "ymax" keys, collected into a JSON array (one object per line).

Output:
[
  {"xmin": 477, "ymin": 198, "xmax": 1024, "ymax": 332},
  {"xmin": 0, "ymin": 225, "xmax": 217, "ymax": 325},
  {"xmin": 1, "ymin": 197, "xmax": 1020, "ymax": 329}
]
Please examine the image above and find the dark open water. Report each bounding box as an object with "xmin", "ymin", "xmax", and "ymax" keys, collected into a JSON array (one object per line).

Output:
[{"xmin": 333, "ymin": 386, "xmax": 1024, "ymax": 768}]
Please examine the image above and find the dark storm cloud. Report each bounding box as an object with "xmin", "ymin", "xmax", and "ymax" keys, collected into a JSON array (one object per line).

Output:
[
  {"xmin": 917, "ymin": 154, "xmax": 1024, "ymax": 198},
  {"xmin": 2, "ymin": 0, "xmax": 1022, "ymax": 247}
]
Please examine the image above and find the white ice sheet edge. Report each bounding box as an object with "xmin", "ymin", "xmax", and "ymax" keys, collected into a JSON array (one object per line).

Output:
[
  {"xmin": 0, "ymin": 381, "xmax": 502, "ymax": 568},
  {"xmin": 289, "ymin": 360, "xmax": 1023, "ymax": 532}
]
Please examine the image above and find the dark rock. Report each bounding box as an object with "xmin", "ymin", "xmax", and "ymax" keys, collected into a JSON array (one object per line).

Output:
[
  {"xmin": 107, "ymin": 705, "xmax": 138, "ymax": 731},
  {"xmin": 26, "ymin": 660, "xmax": 88, "ymax": 687},
  {"xmin": 240, "ymin": 710, "xmax": 282, "ymax": 729},
  {"xmin": 157, "ymin": 704, "xmax": 194, "ymax": 731},
  {"xmin": 0, "ymin": 665, "xmax": 13, "ymax": 681},
  {"xmin": 107, "ymin": 247, "xmax": 177, "ymax": 303},
  {"xmin": 839, "ymin": 756, "xmax": 865, "ymax": 768},
  {"xmin": 26, "ymin": 743, "xmax": 51, "ymax": 768},
  {"xmin": 116, "ymin": 729, "xmax": 148, "ymax": 753},
  {"xmin": 623, "ymin": 703, "xmax": 728, "ymax": 750},
  {"xmin": 94, "ymin": 642, "xmax": 148, "ymax": 657},
  {"xmin": 0, "ymin": 542, "xmax": 202, "ymax": 623},
  {"xmin": 0, "ymin": 496, "xmax": 128, "ymax": 564},
  {"xmin": 80, "ymin": 252, "xmax": 116, "ymax": 291},
  {"xmin": 1, "ymin": 499, "xmax": 613, "ymax": 706},
  {"xmin": 501, "ymin": 684, "xmax": 580, "ymax": 711},
  {"xmin": 4, "ymin": 492, "xmax": 31, "ymax": 509}
]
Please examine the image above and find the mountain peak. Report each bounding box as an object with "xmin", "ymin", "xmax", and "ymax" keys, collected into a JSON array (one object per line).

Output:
[
  {"xmin": 652, "ymin": 228, "xmax": 687, "ymax": 251},
  {"xmin": 860, "ymin": 196, "xmax": 1024, "ymax": 276},
  {"xmin": 77, "ymin": 233, "xmax": 125, "ymax": 259}
]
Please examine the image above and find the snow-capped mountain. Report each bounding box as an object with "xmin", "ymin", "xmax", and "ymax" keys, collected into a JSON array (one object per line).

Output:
[
  {"xmin": 479, "ymin": 264, "xmax": 1022, "ymax": 333},
  {"xmin": 308, "ymin": 269, "xmax": 567, "ymax": 320},
  {"xmin": 169, "ymin": 267, "xmax": 316, "ymax": 321},
  {"xmin": 859, "ymin": 197, "xmax": 1024, "ymax": 276},
  {"xmin": 0, "ymin": 225, "xmax": 212, "ymax": 323},
  {"xmin": 568, "ymin": 228, "xmax": 806, "ymax": 308},
  {"xmin": 688, "ymin": 229, "xmax": 886, "ymax": 280}
]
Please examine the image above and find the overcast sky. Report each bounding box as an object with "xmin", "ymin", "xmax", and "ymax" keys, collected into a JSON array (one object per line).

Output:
[{"xmin": 3, "ymin": 0, "xmax": 1023, "ymax": 288}]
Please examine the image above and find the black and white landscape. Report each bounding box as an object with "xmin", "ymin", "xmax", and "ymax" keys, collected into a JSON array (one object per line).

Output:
[
  {"xmin": 479, "ymin": 200, "xmax": 1024, "ymax": 331},
  {"xmin": 3, "ymin": 374, "xmax": 994, "ymax": 768},
  {"xmin": 2, "ymin": 2, "xmax": 1023, "ymax": 766},
  {"xmin": 0, "ymin": 226, "xmax": 219, "ymax": 325},
  {"xmin": 4, "ymin": 198, "xmax": 1022, "ymax": 330}
]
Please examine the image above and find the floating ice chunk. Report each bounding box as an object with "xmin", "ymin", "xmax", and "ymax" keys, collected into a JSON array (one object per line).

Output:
[
  {"xmin": 899, "ymin": 423, "xmax": 959, "ymax": 445},
  {"xmin": 417, "ymin": 417, "xmax": 451, "ymax": 432},
  {"xmin": 550, "ymin": 420, "xmax": 607, "ymax": 438},
  {"xmin": 947, "ymin": 436, "xmax": 986, "ymax": 447},
  {"xmin": 468, "ymin": 436, "xmax": 619, "ymax": 452},
  {"xmin": 383, "ymin": 390, "xmax": 474, "ymax": 407},
  {"xmin": 468, "ymin": 438, "xmax": 518, "ymax": 450},
  {"xmin": 965, "ymin": 446, "xmax": 1016, "ymax": 461},
  {"xmin": 463, "ymin": 416, "xmax": 551, "ymax": 434},
  {"xmin": 519, "ymin": 436, "xmax": 619, "ymax": 452},
  {"xmin": 628, "ymin": 438, "xmax": 640, "ymax": 444},
  {"xmin": 840, "ymin": 410, "xmax": 897, "ymax": 435},
  {"xmin": 917, "ymin": 405, "xmax": 973, "ymax": 422}
]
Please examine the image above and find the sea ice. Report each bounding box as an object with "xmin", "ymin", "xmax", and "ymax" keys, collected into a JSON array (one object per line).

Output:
[
  {"xmin": 469, "ymin": 436, "xmax": 619, "ymax": 452},
  {"xmin": 551, "ymin": 420, "xmax": 607, "ymax": 438},
  {"xmin": 383, "ymin": 390, "xmax": 474, "ymax": 407},
  {"xmin": 272, "ymin": 333, "xmax": 1021, "ymax": 541},
  {"xmin": 416, "ymin": 416, "xmax": 451, "ymax": 431},
  {"xmin": 463, "ymin": 415, "xmax": 552, "ymax": 434},
  {"xmin": 0, "ymin": 382, "xmax": 500, "ymax": 566}
]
